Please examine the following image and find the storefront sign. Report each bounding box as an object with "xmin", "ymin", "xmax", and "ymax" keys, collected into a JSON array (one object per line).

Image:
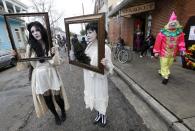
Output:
[{"xmin": 121, "ymin": 2, "xmax": 155, "ymax": 16}]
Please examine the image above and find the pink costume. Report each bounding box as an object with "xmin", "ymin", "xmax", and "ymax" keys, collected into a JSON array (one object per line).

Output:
[
  {"xmin": 153, "ymin": 31, "xmax": 185, "ymax": 58},
  {"xmin": 153, "ymin": 11, "xmax": 186, "ymax": 84}
]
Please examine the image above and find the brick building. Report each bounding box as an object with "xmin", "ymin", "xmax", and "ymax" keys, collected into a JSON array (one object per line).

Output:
[{"xmin": 108, "ymin": 0, "xmax": 195, "ymax": 48}]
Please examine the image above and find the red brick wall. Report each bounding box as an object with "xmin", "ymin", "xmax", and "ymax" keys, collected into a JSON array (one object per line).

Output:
[
  {"xmin": 108, "ymin": 17, "xmax": 120, "ymax": 44},
  {"xmin": 108, "ymin": 0, "xmax": 195, "ymax": 46},
  {"xmin": 151, "ymin": 0, "xmax": 177, "ymax": 36},
  {"xmin": 180, "ymin": 0, "xmax": 195, "ymax": 26},
  {"xmin": 151, "ymin": 0, "xmax": 195, "ymax": 37},
  {"xmin": 108, "ymin": 17, "xmax": 132, "ymax": 46},
  {"xmin": 120, "ymin": 17, "xmax": 132, "ymax": 46}
]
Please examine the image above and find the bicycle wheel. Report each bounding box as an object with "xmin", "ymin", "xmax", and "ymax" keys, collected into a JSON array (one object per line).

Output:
[{"xmin": 118, "ymin": 50, "xmax": 129, "ymax": 63}]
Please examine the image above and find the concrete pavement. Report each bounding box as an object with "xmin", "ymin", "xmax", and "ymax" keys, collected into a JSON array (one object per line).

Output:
[{"xmin": 113, "ymin": 52, "xmax": 195, "ymax": 131}]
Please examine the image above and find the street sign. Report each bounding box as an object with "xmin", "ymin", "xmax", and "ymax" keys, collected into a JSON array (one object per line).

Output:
[{"xmin": 120, "ymin": 2, "xmax": 155, "ymax": 16}]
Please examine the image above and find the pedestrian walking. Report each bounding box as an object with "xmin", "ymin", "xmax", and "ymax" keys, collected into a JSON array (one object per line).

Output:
[
  {"xmin": 140, "ymin": 33, "xmax": 155, "ymax": 58},
  {"xmin": 56, "ymin": 34, "xmax": 64, "ymax": 47},
  {"xmin": 153, "ymin": 11, "xmax": 186, "ymax": 84},
  {"xmin": 133, "ymin": 31, "xmax": 144, "ymax": 52},
  {"xmin": 83, "ymin": 22, "xmax": 114, "ymax": 127},
  {"xmin": 12, "ymin": 21, "xmax": 69, "ymax": 125},
  {"xmin": 81, "ymin": 36, "xmax": 87, "ymax": 50}
]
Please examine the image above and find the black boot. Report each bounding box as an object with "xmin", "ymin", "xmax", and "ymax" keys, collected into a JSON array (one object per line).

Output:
[
  {"xmin": 55, "ymin": 95, "xmax": 66, "ymax": 122},
  {"xmin": 93, "ymin": 112, "xmax": 101, "ymax": 124},
  {"xmin": 162, "ymin": 78, "xmax": 169, "ymax": 85},
  {"xmin": 44, "ymin": 95, "xmax": 61, "ymax": 125},
  {"xmin": 99, "ymin": 114, "xmax": 107, "ymax": 127}
]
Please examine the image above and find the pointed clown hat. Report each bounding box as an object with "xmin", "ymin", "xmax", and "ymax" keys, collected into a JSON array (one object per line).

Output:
[
  {"xmin": 164, "ymin": 11, "xmax": 182, "ymax": 29},
  {"xmin": 169, "ymin": 11, "xmax": 177, "ymax": 22}
]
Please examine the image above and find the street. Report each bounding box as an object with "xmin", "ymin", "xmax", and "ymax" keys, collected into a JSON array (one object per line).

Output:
[
  {"xmin": 0, "ymin": 64, "xmax": 150, "ymax": 131},
  {"xmin": 1, "ymin": 0, "xmax": 195, "ymax": 130}
]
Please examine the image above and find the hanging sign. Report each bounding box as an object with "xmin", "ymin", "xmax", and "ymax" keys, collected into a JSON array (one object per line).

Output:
[{"xmin": 121, "ymin": 2, "xmax": 155, "ymax": 16}]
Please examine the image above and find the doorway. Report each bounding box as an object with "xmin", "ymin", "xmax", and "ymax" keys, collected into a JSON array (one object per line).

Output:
[{"xmin": 132, "ymin": 13, "xmax": 146, "ymax": 52}]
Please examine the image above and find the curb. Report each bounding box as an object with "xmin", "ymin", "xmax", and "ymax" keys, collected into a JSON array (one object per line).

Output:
[{"xmin": 114, "ymin": 65, "xmax": 190, "ymax": 131}]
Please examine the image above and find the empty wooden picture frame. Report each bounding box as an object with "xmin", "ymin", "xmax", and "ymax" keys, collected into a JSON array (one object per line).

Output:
[
  {"xmin": 4, "ymin": 12, "xmax": 52, "ymax": 62},
  {"xmin": 64, "ymin": 13, "xmax": 105, "ymax": 74}
]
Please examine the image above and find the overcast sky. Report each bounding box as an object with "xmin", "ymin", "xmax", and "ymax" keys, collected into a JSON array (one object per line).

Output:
[{"xmin": 19, "ymin": 0, "xmax": 95, "ymax": 32}]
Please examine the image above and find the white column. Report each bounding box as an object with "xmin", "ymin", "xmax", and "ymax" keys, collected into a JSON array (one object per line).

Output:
[
  {"xmin": 2, "ymin": 0, "xmax": 8, "ymax": 12},
  {"xmin": 13, "ymin": 5, "xmax": 17, "ymax": 13}
]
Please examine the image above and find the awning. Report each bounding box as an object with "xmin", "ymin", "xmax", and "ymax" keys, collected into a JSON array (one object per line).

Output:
[{"xmin": 108, "ymin": 0, "xmax": 154, "ymax": 17}]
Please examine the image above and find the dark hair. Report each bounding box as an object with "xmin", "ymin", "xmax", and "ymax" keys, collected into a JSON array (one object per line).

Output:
[
  {"xmin": 86, "ymin": 22, "xmax": 98, "ymax": 34},
  {"xmin": 86, "ymin": 22, "xmax": 108, "ymax": 39},
  {"xmin": 27, "ymin": 21, "xmax": 49, "ymax": 63}
]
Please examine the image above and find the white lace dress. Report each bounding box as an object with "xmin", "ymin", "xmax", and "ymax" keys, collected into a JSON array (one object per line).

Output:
[
  {"xmin": 17, "ymin": 44, "xmax": 69, "ymax": 117},
  {"xmin": 83, "ymin": 41, "xmax": 114, "ymax": 115}
]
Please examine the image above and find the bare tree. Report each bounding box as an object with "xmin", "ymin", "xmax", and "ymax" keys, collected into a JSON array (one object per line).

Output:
[{"xmin": 30, "ymin": 0, "xmax": 63, "ymax": 32}]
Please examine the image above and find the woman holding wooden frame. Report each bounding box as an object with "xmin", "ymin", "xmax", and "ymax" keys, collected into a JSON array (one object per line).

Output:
[
  {"xmin": 84, "ymin": 22, "xmax": 114, "ymax": 127},
  {"xmin": 7, "ymin": 12, "xmax": 69, "ymax": 126}
]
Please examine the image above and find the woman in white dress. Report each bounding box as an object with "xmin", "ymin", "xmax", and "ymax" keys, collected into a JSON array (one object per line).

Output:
[
  {"xmin": 84, "ymin": 22, "xmax": 114, "ymax": 127},
  {"xmin": 13, "ymin": 21, "xmax": 69, "ymax": 125}
]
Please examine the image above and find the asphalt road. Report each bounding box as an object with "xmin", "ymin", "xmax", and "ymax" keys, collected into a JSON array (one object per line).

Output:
[{"xmin": 0, "ymin": 64, "xmax": 150, "ymax": 131}]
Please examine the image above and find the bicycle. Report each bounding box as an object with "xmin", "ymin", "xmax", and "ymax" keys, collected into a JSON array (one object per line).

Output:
[{"xmin": 113, "ymin": 44, "xmax": 133, "ymax": 64}]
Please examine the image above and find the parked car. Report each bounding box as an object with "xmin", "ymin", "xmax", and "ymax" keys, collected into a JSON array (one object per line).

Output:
[{"xmin": 0, "ymin": 50, "xmax": 16, "ymax": 69}]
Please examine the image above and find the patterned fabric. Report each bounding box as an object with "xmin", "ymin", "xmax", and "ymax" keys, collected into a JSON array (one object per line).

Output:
[
  {"xmin": 160, "ymin": 28, "xmax": 183, "ymax": 37},
  {"xmin": 159, "ymin": 57, "xmax": 174, "ymax": 79},
  {"xmin": 153, "ymin": 32, "xmax": 186, "ymax": 57}
]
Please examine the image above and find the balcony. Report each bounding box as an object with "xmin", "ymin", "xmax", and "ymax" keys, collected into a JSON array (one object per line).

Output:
[{"xmin": 0, "ymin": 0, "xmax": 27, "ymax": 14}]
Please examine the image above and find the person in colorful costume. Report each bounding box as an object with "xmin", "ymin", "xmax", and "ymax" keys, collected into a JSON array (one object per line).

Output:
[{"xmin": 153, "ymin": 11, "xmax": 186, "ymax": 84}]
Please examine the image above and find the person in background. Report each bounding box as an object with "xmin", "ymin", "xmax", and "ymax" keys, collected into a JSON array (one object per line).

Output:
[
  {"xmin": 71, "ymin": 34, "xmax": 79, "ymax": 50},
  {"xmin": 114, "ymin": 36, "xmax": 125, "ymax": 54},
  {"xmin": 133, "ymin": 29, "xmax": 144, "ymax": 52},
  {"xmin": 56, "ymin": 34, "xmax": 64, "ymax": 47},
  {"xmin": 61, "ymin": 35, "xmax": 67, "ymax": 52},
  {"xmin": 81, "ymin": 36, "xmax": 87, "ymax": 50},
  {"xmin": 140, "ymin": 33, "xmax": 155, "ymax": 58}
]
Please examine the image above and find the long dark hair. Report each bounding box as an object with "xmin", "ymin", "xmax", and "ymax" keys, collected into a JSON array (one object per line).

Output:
[
  {"xmin": 27, "ymin": 21, "xmax": 49, "ymax": 81},
  {"xmin": 27, "ymin": 21, "xmax": 49, "ymax": 62}
]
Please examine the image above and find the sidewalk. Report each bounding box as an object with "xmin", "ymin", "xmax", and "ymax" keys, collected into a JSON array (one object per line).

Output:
[{"xmin": 113, "ymin": 53, "xmax": 195, "ymax": 131}]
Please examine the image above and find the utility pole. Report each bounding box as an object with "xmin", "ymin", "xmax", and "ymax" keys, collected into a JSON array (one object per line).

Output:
[
  {"xmin": 82, "ymin": 1, "xmax": 85, "ymax": 15},
  {"xmin": 81, "ymin": 1, "xmax": 85, "ymax": 31}
]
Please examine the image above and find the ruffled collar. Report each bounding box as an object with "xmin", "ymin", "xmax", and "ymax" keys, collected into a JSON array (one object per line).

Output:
[{"xmin": 160, "ymin": 28, "xmax": 183, "ymax": 37}]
